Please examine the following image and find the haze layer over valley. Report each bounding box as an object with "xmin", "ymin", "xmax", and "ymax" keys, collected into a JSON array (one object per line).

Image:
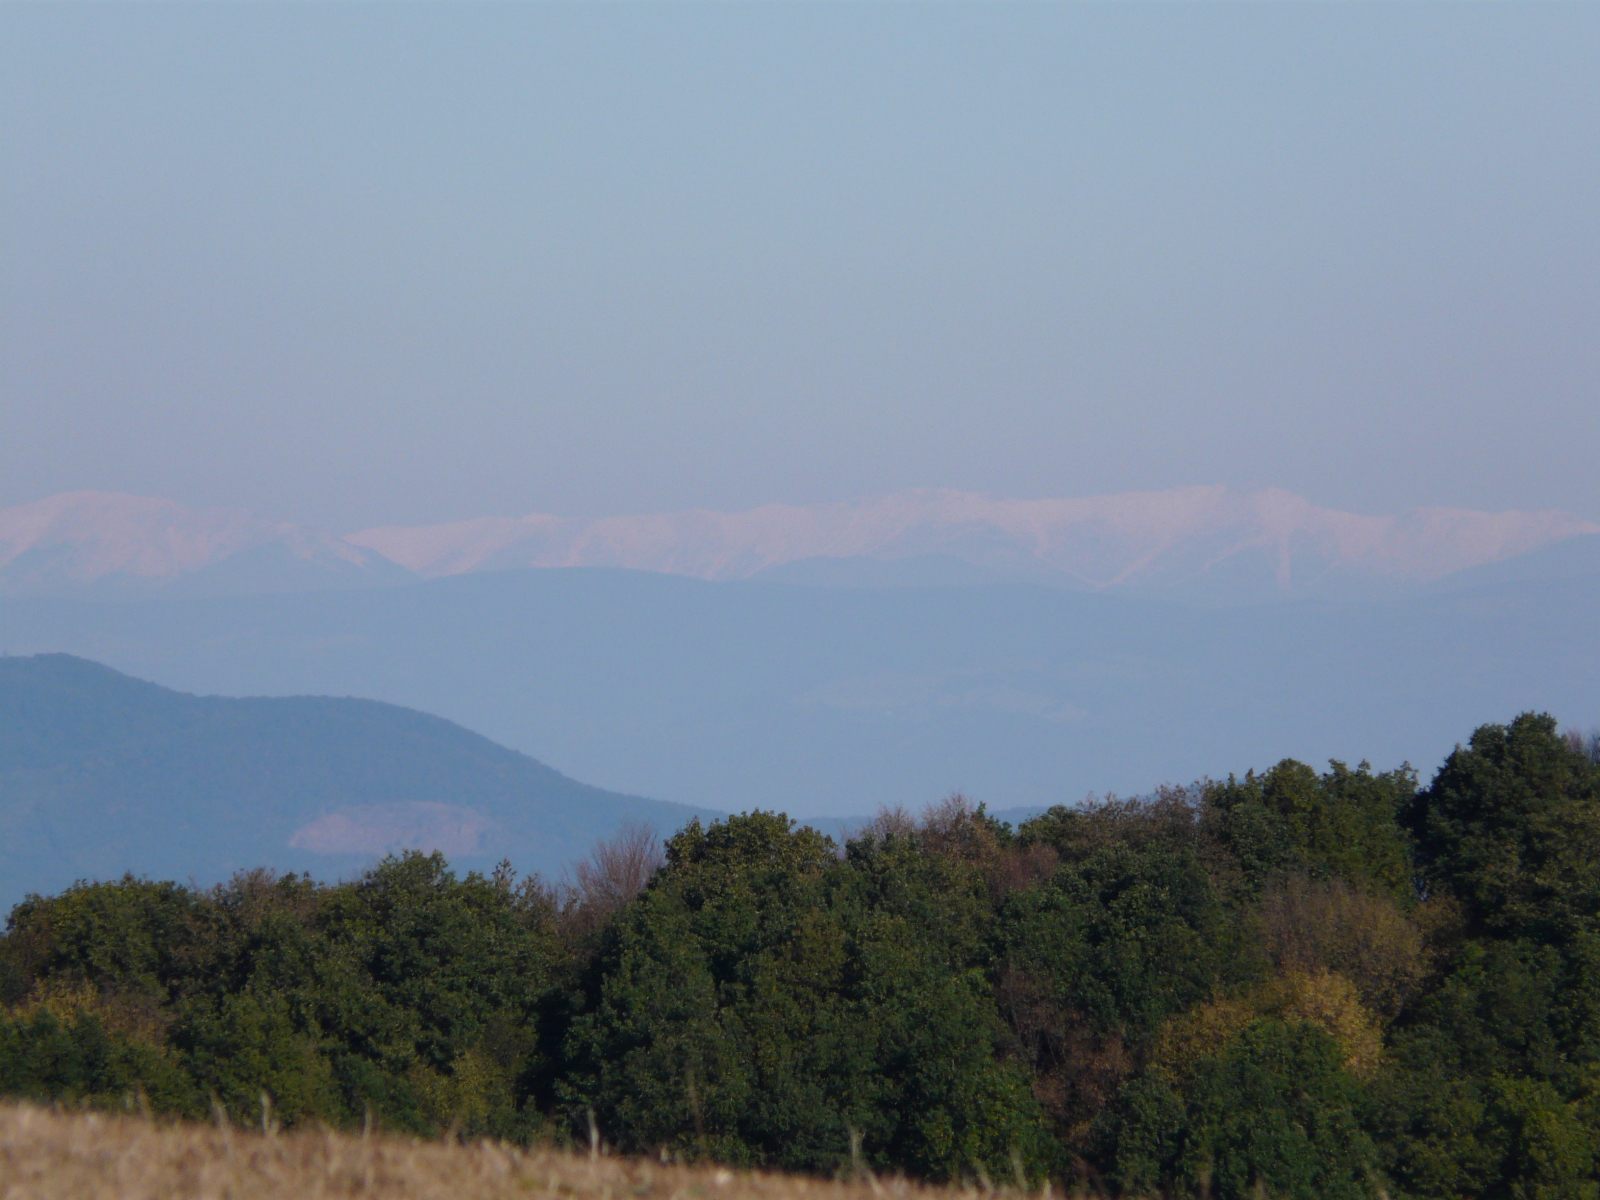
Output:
[{"xmin": 4, "ymin": 562, "xmax": 1595, "ymax": 824}]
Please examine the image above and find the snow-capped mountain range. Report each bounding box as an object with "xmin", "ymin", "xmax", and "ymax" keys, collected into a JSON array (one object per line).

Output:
[
  {"xmin": 0, "ymin": 492, "xmax": 409, "ymax": 598},
  {"xmin": 3, "ymin": 488, "xmax": 1596, "ymax": 604}
]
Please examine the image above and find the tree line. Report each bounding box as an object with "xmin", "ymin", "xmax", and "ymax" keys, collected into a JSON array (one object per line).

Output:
[{"xmin": 3, "ymin": 713, "xmax": 1600, "ymax": 1199}]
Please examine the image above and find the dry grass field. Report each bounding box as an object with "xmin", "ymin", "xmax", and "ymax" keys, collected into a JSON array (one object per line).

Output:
[{"xmin": 0, "ymin": 1105, "xmax": 1051, "ymax": 1200}]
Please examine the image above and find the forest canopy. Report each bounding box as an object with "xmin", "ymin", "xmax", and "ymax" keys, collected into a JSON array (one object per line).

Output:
[{"xmin": 4, "ymin": 713, "xmax": 1600, "ymax": 1200}]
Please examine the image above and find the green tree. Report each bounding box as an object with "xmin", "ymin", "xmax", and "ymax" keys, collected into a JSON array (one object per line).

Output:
[
  {"xmin": 1107, "ymin": 1018, "xmax": 1380, "ymax": 1200},
  {"xmin": 1208, "ymin": 759, "xmax": 1415, "ymax": 902},
  {"xmin": 563, "ymin": 813, "xmax": 1053, "ymax": 1180},
  {"xmin": 1405, "ymin": 713, "xmax": 1600, "ymax": 942}
]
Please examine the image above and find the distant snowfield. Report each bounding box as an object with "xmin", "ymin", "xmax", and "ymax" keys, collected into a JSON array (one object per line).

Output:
[
  {"xmin": 0, "ymin": 491, "xmax": 406, "ymax": 597},
  {"xmin": 348, "ymin": 488, "xmax": 1599, "ymax": 598},
  {"xmin": 3, "ymin": 488, "xmax": 1597, "ymax": 603}
]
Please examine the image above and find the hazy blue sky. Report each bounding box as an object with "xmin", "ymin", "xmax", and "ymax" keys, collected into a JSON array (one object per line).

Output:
[{"xmin": 4, "ymin": 3, "xmax": 1598, "ymax": 530}]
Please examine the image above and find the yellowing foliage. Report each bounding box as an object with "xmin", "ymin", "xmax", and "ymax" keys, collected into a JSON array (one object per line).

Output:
[
  {"xmin": 7, "ymin": 979, "xmax": 172, "ymax": 1046},
  {"xmin": 1152, "ymin": 969, "xmax": 1383, "ymax": 1079},
  {"xmin": 1258, "ymin": 875, "xmax": 1427, "ymax": 1018}
]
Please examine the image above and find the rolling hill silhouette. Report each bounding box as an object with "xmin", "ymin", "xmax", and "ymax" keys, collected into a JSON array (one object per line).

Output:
[{"xmin": 0, "ymin": 654, "xmax": 720, "ymax": 906}]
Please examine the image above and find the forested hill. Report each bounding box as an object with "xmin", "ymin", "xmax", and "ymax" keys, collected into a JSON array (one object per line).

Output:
[
  {"xmin": 0, "ymin": 653, "xmax": 720, "ymax": 903},
  {"xmin": 5, "ymin": 715, "xmax": 1600, "ymax": 1200}
]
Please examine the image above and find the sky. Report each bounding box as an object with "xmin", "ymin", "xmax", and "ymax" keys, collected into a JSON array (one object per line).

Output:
[{"xmin": 4, "ymin": 3, "xmax": 1599, "ymax": 532}]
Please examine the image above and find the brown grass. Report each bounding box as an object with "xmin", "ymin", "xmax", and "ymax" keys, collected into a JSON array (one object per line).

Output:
[{"xmin": 0, "ymin": 1104, "xmax": 1047, "ymax": 1200}]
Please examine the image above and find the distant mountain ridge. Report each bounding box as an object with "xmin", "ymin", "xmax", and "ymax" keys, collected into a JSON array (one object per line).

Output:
[
  {"xmin": 350, "ymin": 487, "xmax": 1597, "ymax": 601},
  {"xmin": 3, "ymin": 488, "xmax": 1595, "ymax": 603},
  {"xmin": 0, "ymin": 492, "xmax": 411, "ymax": 598},
  {"xmin": 0, "ymin": 653, "xmax": 721, "ymax": 906}
]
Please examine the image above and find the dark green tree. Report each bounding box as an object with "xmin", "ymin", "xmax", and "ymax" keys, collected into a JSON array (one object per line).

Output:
[
  {"xmin": 1107, "ymin": 1018, "xmax": 1380, "ymax": 1200},
  {"xmin": 1405, "ymin": 713, "xmax": 1600, "ymax": 941},
  {"xmin": 562, "ymin": 813, "xmax": 1053, "ymax": 1180}
]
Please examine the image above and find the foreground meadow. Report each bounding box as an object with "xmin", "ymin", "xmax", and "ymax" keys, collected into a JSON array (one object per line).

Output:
[{"xmin": 0, "ymin": 1104, "xmax": 1036, "ymax": 1200}]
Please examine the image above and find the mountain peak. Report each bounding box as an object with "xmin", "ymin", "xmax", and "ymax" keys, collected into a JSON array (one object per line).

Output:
[{"xmin": 0, "ymin": 492, "xmax": 411, "ymax": 598}]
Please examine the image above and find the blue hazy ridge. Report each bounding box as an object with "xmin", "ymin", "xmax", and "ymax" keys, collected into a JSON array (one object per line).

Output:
[{"xmin": 0, "ymin": 653, "xmax": 721, "ymax": 908}]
